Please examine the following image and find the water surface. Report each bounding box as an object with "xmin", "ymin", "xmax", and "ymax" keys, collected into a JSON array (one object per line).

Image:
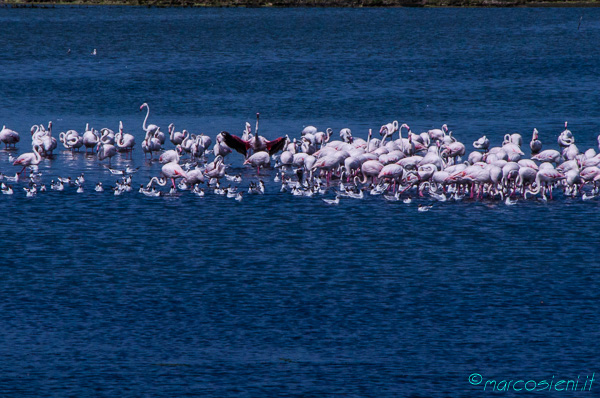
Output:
[{"xmin": 0, "ymin": 6, "xmax": 599, "ymax": 397}]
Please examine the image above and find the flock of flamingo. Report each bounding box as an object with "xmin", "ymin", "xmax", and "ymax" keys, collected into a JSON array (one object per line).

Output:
[{"xmin": 2, "ymin": 103, "xmax": 600, "ymax": 206}]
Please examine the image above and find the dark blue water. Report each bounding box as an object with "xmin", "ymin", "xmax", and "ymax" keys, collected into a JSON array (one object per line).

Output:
[{"xmin": 1, "ymin": 6, "xmax": 599, "ymax": 397}]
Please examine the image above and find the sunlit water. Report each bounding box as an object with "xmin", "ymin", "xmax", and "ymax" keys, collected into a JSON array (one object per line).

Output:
[{"xmin": 0, "ymin": 6, "xmax": 599, "ymax": 397}]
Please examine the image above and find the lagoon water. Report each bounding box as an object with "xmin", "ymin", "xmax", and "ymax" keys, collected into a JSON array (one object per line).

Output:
[{"xmin": 0, "ymin": 6, "xmax": 599, "ymax": 396}]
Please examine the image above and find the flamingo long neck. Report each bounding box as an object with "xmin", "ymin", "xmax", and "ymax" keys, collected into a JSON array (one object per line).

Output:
[
  {"xmin": 169, "ymin": 125, "xmax": 175, "ymax": 140},
  {"xmin": 150, "ymin": 176, "xmax": 167, "ymax": 187},
  {"xmin": 398, "ymin": 127, "xmax": 404, "ymax": 151},
  {"xmin": 181, "ymin": 131, "xmax": 190, "ymax": 146},
  {"xmin": 255, "ymin": 113, "xmax": 260, "ymax": 138},
  {"xmin": 366, "ymin": 129, "xmax": 372, "ymax": 153},
  {"xmin": 380, "ymin": 131, "xmax": 389, "ymax": 147},
  {"xmin": 33, "ymin": 145, "xmax": 41, "ymax": 163},
  {"xmin": 360, "ymin": 168, "xmax": 369, "ymax": 184},
  {"xmin": 142, "ymin": 105, "xmax": 150, "ymax": 132},
  {"xmin": 101, "ymin": 129, "xmax": 110, "ymax": 143}
]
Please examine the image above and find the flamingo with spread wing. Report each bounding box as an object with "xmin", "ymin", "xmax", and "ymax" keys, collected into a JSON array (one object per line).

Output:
[{"xmin": 221, "ymin": 113, "xmax": 287, "ymax": 158}]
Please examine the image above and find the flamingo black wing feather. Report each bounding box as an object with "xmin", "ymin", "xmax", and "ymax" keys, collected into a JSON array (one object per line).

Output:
[
  {"xmin": 266, "ymin": 137, "xmax": 287, "ymax": 155},
  {"xmin": 222, "ymin": 131, "xmax": 249, "ymax": 156}
]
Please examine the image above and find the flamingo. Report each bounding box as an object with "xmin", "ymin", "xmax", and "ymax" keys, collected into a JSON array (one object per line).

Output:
[
  {"xmin": 532, "ymin": 149, "xmax": 561, "ymax": 164},
  {"xmin": 142, "ymin": 130, "xmax": 162, "ymax": 159},
  {"xmin": 473, "ymin": 135, "xmax": 490, "ymax": 151},
  {"xmin": 503, "ymin": 133, "xmax": 523, "ymax": 147},
  {"xmin": 198, "ymin": 134, "xmax": 212, "ymax": 152},
  {"xmin": 180, "ymin": 131, "xmax": 195, "ymax": 154},
  {"xmin": 13, "ymin": 145, "xmax": 42, "ymax": 174},
  {"xmin": 190, "ymin": 136, "xmax": 205, "ymax": 160},
  {"xmin": 530, "ymin": 128, "xmax": 542, "ymax": 154},
  {"xmin": 38, "ymin": 121, "xmax": 57, "ymax": 157},
  {"xmin": 82, "ymin": 124, "xmax": 99, "ymax": 153},
  {"xmin": 115, "ymin": 121, "xmax": 136, "ymax": 156},
  {"xmin": 360, "ymin": 160, "xmax": 384, "ymax": 184},
  {"xmin": 214, "ymin": 132, "xmax": 232, "ymax": 158},
  {"xmin": 378, "ymin": 164, "xmax": 404, "ymax": 193},
  {"xmin": 311, "ymin": 155, "xmax": 339, "ymax": 185},
  {"xmin": 557, "ymin": 121, "xmax": 574, "ymax": 148},
  {"xmin": 99, "ymin": 128, "xmax": 115, "ymax": 145},
  {"xmin": 59, "ymin": 130, "xmax": 83, "ymax": 151},
  {"xmin": 159, "ymin": 147, "xmax": 182, "ymax": 164},
  {"xmin": 428, "ymin": 124, "xmax": 448, "ymax": 142},
  {"xmin": 140, "ymin": 103, "xmax": 160, "ymax": 136},
  {"xmin": 96, "ymin": 130, "xmax": 117, "ymax": 166},
  {"xmin": 184, "ymin": 168, "xmax": 205, "ymax": 186},
  {"xmin": 205, "ymin": 156, "xmax": 226, "ymax": 180},
  {"xmin": 315, "ymin": 128, "xmax": 332, "ymax": 147},
  {"xmin": 339, "ymin": 128, "xmax": 353, "ymax": 143},
  {"xmin": 380, "ymin": 121, "xmax": 399, "ymax": 138},
  {"xmin": 244, "ymin": 151, "xmax": 271, "ymax": 175},
  {"xmin": 222, "ymin": 113, "xmax": 287, "ymax": 158},
  {"xmin": 516, "ymin": 167, "xmax": 537, "ymax": 196},
  {"xmin": 168, "ymin": 123, "xmax": 185, "ymax": 146},
  {"xmin": 0, "ymin": 126, "xmax": 20, "ymax": 149},
  {"xmin": 525, "ymin": 168, "xmax": 565, "ymax": 200},
  {"xmin": 302, "ymin": 126, "xmax": 317, "ymax": 136},
  {"xmin": 161, "ymin": 161, "xmax": 189, "ymax": 189}
]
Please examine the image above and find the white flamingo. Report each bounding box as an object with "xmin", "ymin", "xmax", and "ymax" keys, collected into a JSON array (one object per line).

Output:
[
  {"xmin": 13, "ymin": 145, "xmax": 42, "ymax": 174},
  {"xmin": 140, "ymin": 103, "xmax": 160, "ymax": 136},
  {"xmin": 82, "ymin": 124, "xmax": 100, "ymax": 153},
  {"xmin": 115, "ymin": 121, "xmax": 136, "ymax": 155},
  {"xmin": 169, "ymin": 123, "xmax": 185, "ymax": 146},
  {"xmin": 96, "ymin": 130, "xmax": 117, "ymax": 166},
  {"xmin": 244, "ymin": 151, "xmax": 271, "ymax": 175},
  {"xmin": 0, "ymin": 126, "xmax": 20, "ymax": 149}
]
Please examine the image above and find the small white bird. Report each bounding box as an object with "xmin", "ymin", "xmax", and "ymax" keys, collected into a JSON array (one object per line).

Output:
[
  {"xmin": 322, "ymin": 195, "xmax": 340, "ymax": 205},
  {"xmin": 105, "ymin": 166, "xmax": 125, "ymax": 175},
  {"xmin": 225, "ymin": 174, "xmax": 242, "ymax": 183},
  {"xmin": 76, "ymin": 173, "xmax": 85, "ymax": 185},
  {"xmin": 95, "ymin": 182, "xmax": 104, "ymax": 192},
  {"xmin": 226, "ymin": 187, "xmax": 238, "ymax": 198},
  {"xmin": 192, "ymin": 186, "xmax": 205, "ymax": 197},
  {"xmin": 51, "ymin": 180, "xmax": 64, "ymax": 191},
  {"xmin": 125, "ymin": 166, "xmax": 140, "ymax": 174}
]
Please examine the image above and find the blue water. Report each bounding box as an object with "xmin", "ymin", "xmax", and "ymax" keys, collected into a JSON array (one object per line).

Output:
[{"xmin": 1, "ymin": 6, "xmax": 599, "ymax": 397}]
